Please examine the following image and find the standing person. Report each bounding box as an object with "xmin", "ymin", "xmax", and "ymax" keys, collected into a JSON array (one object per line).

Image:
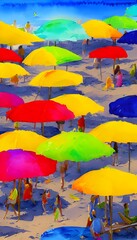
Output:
[
  {"xmin": 3, "ymin": 180, "xmax": 18, "ymax": 219},
  {"xmin": 42, "ymin": 190, "xmax": 47, "ymax": 214},
  {"xmin": 78, "ymin": 115, "xmax": 85, "ymax": 132},
  {"xmin": 60, "ymin": 163, "xmax": 65, "ymax": 190},
  {"xmin": 54, "ymin": 194, "xmax": 63, "ymax": 221},
  {"xmin": 112, "ymin": 142, "xmax": 119, "ymax": 166},
  {"xmin": 56, "ymin": 121, "xmax": 65, "ymax": 131},
  {"xmin": 10, "ymin": 74, "xmax": 19, "ymax": 86},
  {"xmin": 25, "ymin": 21, "xmax": 31, "ymax": 32},
  {"xmin": 90, "ymin": 210, "xmax": 105, "ymax": 240},
  {"xmin": 18, "ymin": 45, "xmax": 25, "ymax": 60},
  {"xmin": 114, "ymin": 65, "xmax": 123, "ymax": 87},
  {"xmin": 82, "ymin": 39, "xmax": 87, "ymax": 57},
  {"xmin": 23, "ymin": 178, "xmax": 36, "ymax": 204}
]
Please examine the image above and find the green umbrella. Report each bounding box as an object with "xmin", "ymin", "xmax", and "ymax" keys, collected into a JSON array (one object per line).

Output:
[
  {"xmin": 104, "ymin": 16, "xmax": 137, "ymax": 30},
  {"xmin": 37, "ymin": 131, "xmax": 114, "ymax": 162},
  {"xmin": 34, "ymin": 19, "xmax": 88, "ymax": 42}
]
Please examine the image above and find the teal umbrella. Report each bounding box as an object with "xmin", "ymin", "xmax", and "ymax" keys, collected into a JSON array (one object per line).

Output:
[
  {"xmin": 125, "ymin": 4, "xmax": 137, "ymax": 17},
  {"xmin": 37, "ymin": 131, "xmax": 114, "ymax": 162},
  {"xmin": 104, "ymin": 15, "xmax": 137, "ymax": 30},
  {"xmin": 34, "ymin": 19, "xmax": 88, "ymax": 42}
]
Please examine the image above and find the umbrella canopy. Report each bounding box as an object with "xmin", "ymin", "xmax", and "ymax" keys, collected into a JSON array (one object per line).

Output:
[
  {"xmin": 104, "ymin": 16, "xmax": 137, "ymax": 30},
  {"xmin": 0, "ymin": 92, "xmax": 24, "ymax": 108},
  {"xmin": 23, "ymin": 46, "xmax": 82, "ymax": 66},
  {"xmin": 0, "ymin": 149, "xmax": 57, "ymax": 182},
  {"xmin": 89, "ymin": 46, "xmax": 128, "ymax": 60},
  {"xmin": 0, "ymin": 130, "xmax": 47, "ymax": 152},
  {"xmin": 0, "ymin": 48, "xmax": 22, "ymax": 63},
  {"xmin": 90, "ymin": 120, "xmax": 137, "ymax": 143},
  {"xmin": 34, "ymin": 18, "xmax": 88, "ymax": 41},
  {"xmin": 52, "ymin": 94, "xmax": 104, "ymax": 117},
  {"xmin": 109, "ymin": 95, "xmax": 137, "ymax": 118},
  {"xmin": 125, "ymin": 4, "xmax": 137, "ymax": 17},
  {"xmin": 72, "ymin": 167, "xmax": 137, "ymax": 196},
  {"xmin": 6, "ymin": 100, "xmax": 75, "ymax": 123},
  {"xmin": 0, "ymin": 21, "xmax": 44, "ymax": 46},
  {"xmin": 117, "ymin": 30, "xmax": 137, "ymax": 44},
  {"xmin": 37, "ymin": 131, "xmax": 114, "ymax": 162},
  {"xmin": 0, "ymin": 62, "xmax": 30, "ymax": 78},
  {"xmin": 82, "ymin": 19, "xmax": 122, "ymax": 39},
  {"xmin": 29, "ymin": 69, "xmax": 83, "ymax": 87}
]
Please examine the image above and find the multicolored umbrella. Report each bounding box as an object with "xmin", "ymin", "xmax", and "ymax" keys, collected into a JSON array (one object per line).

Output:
[
  {"xmin": 52, "ymin": 94, "xmax": 104, "ymax": 117},
  {"xmin": 109, "ymin": 95, "xmax": 137, "ymax": 118},
  {"xmin": 34, "ymin": 19, "xmax": 88, "ymax": 41},
  {"xmin": 104, "ymin": 16, "xmax": 137, "ymax": 30},
  {"xmin": 37, "ymin": 131, "xmax": 114, "ymax": 162},
  {"xmin": 6, "ymin": 100, "xmax": 74, "ymax": 123},
  {"xmin": 0, "ymin": 62, "xmax": 30, "ymax": 78},
  {"xmin": 125, "ymin": 4, "xmax": 137, "ymax": 17},
  {"xmin": 0, "ymin": 92, "xmax": 24, "ymax": 108},
  {"xmin": 0, "ymin": 130, "xmax": 47, "ymax": 152},
  {"xmin": 0, "ymin": 48, "xmax": 22, "ymax": 63},
  {"xmin": 117, "ymin": 30, "xmax": 137, "ymax": 44},
  {"xmin": 0, "ymin": 21, "xmax": 44, "ymax": 46},
  {"xmin": 82, "ymin": 19, "xmax": 122, "ymax": 39},
  {"xmin": 23, "ymin": 46, "xmax": 82, "ymax": 66},
  {"xmin": 90, "ymin": 120, "xmax": 137, "ymax": 171}
]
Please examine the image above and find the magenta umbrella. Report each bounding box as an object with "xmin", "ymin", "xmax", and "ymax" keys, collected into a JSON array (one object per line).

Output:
[
  {"xmin": 0, "ymin": 149, "xmax": 57, "ymax": 219},
  {"xmin": 0, "ymin": 48, "xmax": 22, "ymax": 63},
  {"xmin": 0, "ymin": 92, "xmax": 24, "ymax": 108}
]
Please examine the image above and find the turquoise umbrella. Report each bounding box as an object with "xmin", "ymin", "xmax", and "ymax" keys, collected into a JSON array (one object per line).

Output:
[
  {"xmin": 125, "ymin": 4, "xmax": 137, "ymax": 17},
  {"xmin": 34, "ymin": 19, "xmax": 88, "ymax": 42}
]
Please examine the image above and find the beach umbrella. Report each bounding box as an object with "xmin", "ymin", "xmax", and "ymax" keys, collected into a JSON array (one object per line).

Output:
[
  {"xmin": 29, "ymin": 70, "xmax": 83, "ymax": 99},
  {"xmin": 0, "ymin": 48, "xmax": 22, "ymax": 63},
  {"xmin": 23, "ymin": 46, "xmax": 82, "ymax": 67},
  {"xmin": 0, "ymin": 21, "xmax": 44, "ymax": 46},
  {"xmin": 72, "ymin": 167, "xmax": 137, "ymax": 239},
  {"xmin": 34, "ymin": 18, "xmax": 88, "ymax": 42},
  {"xmin": 117, "ymin": 30, "xmax": 137, "ymax": 44},
  {"xmin": 0, "ymin": 130, "xmax": 47, "ymax": 152},
  {"xmin": 0, "ymin": 149, "xmax": 57, "ymax": 218},
  {"xmin": 6, "ymin": 100, "xmax": 75, "ymax": 135},
  {"xmin": 89, "ymin": 46, "xmax": 128, "ymax": 79},
  {"xmin": 52, "ymin": 94, "xmax": 104, "ymax": 117},
  {"xmin": 0, "ymin": 92, "xmax": 24, "ymax": 108},
  {"xmin": 82, "ymin": 19, "xmax": 122, "ymax": 39},
  {"xmin": 90, "ymin": 120, "xmax": 137, "ymax": 171},
  {"xmin": 0, "ymin": 62, "xmax": 30, "ymax": 78},
  {"xmin": 37, "ymin": 131, "xmax": 114, "ymax": 162},
  {"xmin": 125, "ymin": 4, "xmax": 137, "ymax": 17},
  {"xmin": 104, "ymin": 16, "xmax": 137, "ymax": 30}
]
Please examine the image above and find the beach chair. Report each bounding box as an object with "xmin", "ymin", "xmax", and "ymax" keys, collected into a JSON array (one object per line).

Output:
[{"xmin": 118, "ymin": 212, "xmax": 137, "ymax": 230}]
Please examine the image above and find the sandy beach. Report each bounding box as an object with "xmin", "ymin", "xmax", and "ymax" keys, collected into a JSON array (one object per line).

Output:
[{"xmin": 1, "ymin": 39, "xmax": 137, "ymax": 240}]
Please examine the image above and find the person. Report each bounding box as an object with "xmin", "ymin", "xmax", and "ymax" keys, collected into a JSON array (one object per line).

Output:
[
  {"xmin": 102, "ymin": 76, "xmax": 114, "ymax": 91},
  {"xmin": 90, "ymin": 210, "xmax": 105, "ymax": 239},
  {"xmin": 10, "ymin": 74, "xmax": 19, "ymax": 86},
  {"xmin": 114, "ymin": 65, "xmax": 123, "ymax": 87},
  {"xmin": 82, "ymin": 39, "xmax": 87, "ymax": 57},
  {"xmin": 23, "ymin": 178, "xmax": 35, "ymax": 204},
  {"xmin": 112, "ymin": 142, "xmax": 119, "ymax": 166},
  {"xmin": 42, "ymin": 190, "xmax": 47, "ymax": 214},
  {"xmin": 123, "ymin": 203, "xmax": 137, "ymax": 223},
  {"xmin": 56, "ymin": 121, "xmax": 65, "ymax": 131},
  {"xmin": 60, "ymin": 163, "xmax": 66, "ymax": 190},
  {"xmin": 13, "ymin": 20, "xmax": 17, "ymax": 27},
  {"xmin": 54, "ymin": 194, "xmax": 63, "ymax": 221},
  {"xmin": 14, "ymin": 121, "xmax": 20, "ymax": 130},
  {"xmin": 93, "ymin": 58, "xmax": 101, "ymax": 69},
  {"xmin": 78, "ymin": 115, "xmax": 85, "ymax": 132},
  {"xmin": 18, "ymin": 45, "xmax": 25, "ymax": 60},
  {"xmin": 3, "ymin": 180, "xmax": 18, "ymax": 219},
  {"xmin": 111, "ymin": 37, "xmax": 117, "ymax": 46},
  {"xmin": 25, "ymin": 21, "xmax": 31, "ymax": 32}
]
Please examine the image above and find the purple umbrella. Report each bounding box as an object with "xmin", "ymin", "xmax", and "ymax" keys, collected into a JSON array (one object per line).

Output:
[{"xmin": 0, "ymin": 92, "xmax": 24, "ymax": 108}]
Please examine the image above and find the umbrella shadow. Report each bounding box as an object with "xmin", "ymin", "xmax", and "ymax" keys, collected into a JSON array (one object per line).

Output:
[{"xmin": 0, "ymin": 226, "xmax": 27, "ymax": 237}]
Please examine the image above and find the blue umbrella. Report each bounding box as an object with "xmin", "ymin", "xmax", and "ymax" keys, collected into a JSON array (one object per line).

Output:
[
  {"xmin": 117, "ymin": 30, "xmax": 137, "ymax": 44},
  {"xmin": 125, "ymin": 4, "xmax": 137, "ymax": 17},
  {"xmin": 109, "ymin": 95, "xmax": 137, "ymax": 118}
]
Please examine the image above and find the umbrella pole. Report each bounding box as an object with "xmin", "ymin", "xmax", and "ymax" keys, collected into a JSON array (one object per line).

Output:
[
  {"xmin": 41, "ymin": 123, "xmax": 45, "ymax": 136},
  {"xmin": 113, "ymin": 59, "xmax": 116, "ymax": 73},
  {"xmin": 128, "ymin": 143, "xmax": 131, "ymax": 172},
  {"xmin": 104, "ymin": 196, "xmax": 108, "ymax": 224},
  {"xmin": 48, "ymin": 87, "xmax": 52, "ymax": 99},
  {"xmin": 18, "ymin": 179, "xmax": 22, "ymax": 221},
  {"xmin": 66, "ymin": 65, "xmax": 68, "ymax": 71},
  {"xmin": 109, "ymin": 196, "xmax": 113, "ymax": 240}
]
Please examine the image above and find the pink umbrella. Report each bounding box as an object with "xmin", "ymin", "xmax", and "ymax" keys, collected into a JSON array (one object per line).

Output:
[{"xmin": 0, "ymin": 92, "xmax": 24, "ymax": 108}]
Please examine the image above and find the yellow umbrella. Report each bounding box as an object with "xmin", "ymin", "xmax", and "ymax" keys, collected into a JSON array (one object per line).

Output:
[
  {"xmin": 0, "ymin": 62, "xmax": 30, "ymax": 78},
  {"xmin": 82, "ymin": 19, "xmax": 122, "ymax": 39},
  {"xmin": 0, "ymin": 21, "xmax": 44, "ymax": 46},
  {"xmin": 90, "ymin": 120, "xmax": 137, "ymax": 171},
  {"xmin": 0, "ymin": 130, "xmax": 47, "ymax": 152},
  {"xmin": 52, "ymin": 94, "xmax": 104, "ymax": 117},
  {"xmin": 72, "ymin": 167, "xmax": 137, "ymax": 239}
]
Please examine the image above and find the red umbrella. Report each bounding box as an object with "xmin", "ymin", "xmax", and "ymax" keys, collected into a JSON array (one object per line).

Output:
[
  {"xmin": 89, "ymin": 46, "xmax": 128, "ymax": 80},
  {"xmin": 0, "ymin": 48, "xmax": 22, "ymax": 63},
  {"xmin": 0, "ymin": 92, "xmax": 24, "ymax": 108}
]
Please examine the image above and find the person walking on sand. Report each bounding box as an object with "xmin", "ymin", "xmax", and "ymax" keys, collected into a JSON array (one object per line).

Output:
[
  {"xmin": 112, "ymin": 142, "xmax": 119, "ymax": 166},
  {"xmin": 54, "ymin": 194, "xmax": 63, "ymax": 221},
  {"xmin": 42, "ymin": 190, "xmax": 47, "ymax": 214},
  {"xmin": 3, "ymin": 180, "xmax": 18, "ymax": 219},
  {"xmin": 23, "ymin": 178, "xmax": 36, "ymax": 204},
  {"xmin": 60, "ymin": 163, "xmax": 65, "ymax": 190},
  {"xmin": 82, "ymin": 39, "xmax": 87, "ymax": 58}
]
